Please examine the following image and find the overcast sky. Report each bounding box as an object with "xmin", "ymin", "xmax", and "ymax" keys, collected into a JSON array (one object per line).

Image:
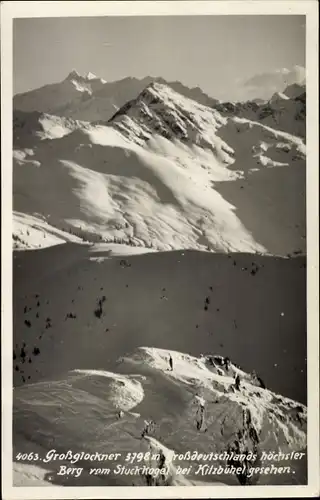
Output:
[{"xmin": 13, "ymin": 15, "xmax": 305, "ymax": 101}]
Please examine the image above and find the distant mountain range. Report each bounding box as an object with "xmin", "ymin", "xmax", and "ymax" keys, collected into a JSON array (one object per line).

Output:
[
  {"xmin": 214, "ymin": 83, "xmax": 306, "ymax": 139},
  {"xmin": 14, "ymin": 71, "xmax": 306, "ymax": 138},
  {"xmin": 14, "ymin": 73, "xmax": 219, "ymax": 122}
]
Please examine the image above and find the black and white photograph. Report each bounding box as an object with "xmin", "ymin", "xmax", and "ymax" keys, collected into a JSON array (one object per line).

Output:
[{"xmin": 1, "ymin": 1, "xmax": 319, "ymax": 497}]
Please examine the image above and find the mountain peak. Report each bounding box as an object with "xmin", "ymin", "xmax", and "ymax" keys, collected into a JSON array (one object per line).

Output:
[
  {"xmin": 65, "ymin": 69, "xmax": 82, "ymax": 81},
  {"xmin": 269, "ymin": 91, "xmax": 290, "ymax": 104},
  {"xmin": 109, "ymin": 81, "xmax": 182, "ymax": 122},
  {"xmin": 65, "ymin": 70, "xmax": 105, "ymax": 83},
  {"xmin": 108, "ymin": 80, "xmax": 230, "ymax": 154}
]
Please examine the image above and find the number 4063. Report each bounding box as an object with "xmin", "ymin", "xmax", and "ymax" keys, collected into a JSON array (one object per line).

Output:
[{"xmin": 15, "ymin": 452, "xmax": 39, "ymax": 461}]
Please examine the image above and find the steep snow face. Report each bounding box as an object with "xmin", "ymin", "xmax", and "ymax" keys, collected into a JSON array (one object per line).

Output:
[{"xmin": 13, "ymin": 346, "xmax": 307, "ymax": 486}]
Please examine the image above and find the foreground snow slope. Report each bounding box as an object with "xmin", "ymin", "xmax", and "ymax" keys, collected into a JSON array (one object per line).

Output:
[
  {"xmin": 13, "ymin": 346, "xmax": 307, "ymax": 487},
  {"xmin": 13, "ymin": 245, "xmax": 306, "ymax": 404},
  {"xmin": 13, "ymin": 243, "xmax": 307, "ymax": 487},
  {"xmin": 13, "ymin": 83, "xmax": 305, "ymax": 256}
]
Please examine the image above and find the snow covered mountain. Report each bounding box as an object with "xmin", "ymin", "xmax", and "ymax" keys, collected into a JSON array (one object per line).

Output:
[
  {"xmin": 55, "ymin": 76, "xmax": 220, "ymax": 123},
  {"xmin": 239, "ymin": 66, "xmax": 306, "ymax": 102},
  {"xmin": 13, "ymin": 245, "xmax": 307, "ymax": 486},
  {"xmin": 13, "ymin": 81, "xmax": 306, "ymax": 256},
  {"xmin": 13, "ymin": 70, "xmax": 106, "ymax": 114},
  {"xmin": 283, "ymin": 83, "xmax": 306, "ymax": 100},
  {"xmin": 14, "ymin": 348, "xmax": 307, "ymax": 486},
  {"xmin": 214, "ymin": 83, "xmax": 306, "ymax": 139}
]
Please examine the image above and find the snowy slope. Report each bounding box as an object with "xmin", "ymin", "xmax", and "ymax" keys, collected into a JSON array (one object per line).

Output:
[
  {"xmin": 13, "ymin": 212, "xmax": 86, "ymax": 250},
  {"xmin": 256, "ymin": 85, "xmax": 306, "ymax": 139},
  {"xmin": 214, "ymin": 116, "xmax": 306, "ymax": 255},
  {"xmin": 12, "ymin": 236, "xmax": 307, "ymax": 487},
  {"xmin": 13, "ymin": 347, "xmax": 307, "ymax": 487},
  {"xmin": 13, "ymin": 245, "xmax": 307, "ymax": 404},
  {"xmin": 13, "ymin": 81, "xmax": 306, "ymax": 256},
  {"xmin": 214, "ymin": 83, "xmax": 306, "ymax": 140},
  {"xmin": 13, "ymin": 110, "xmax": 86, "ymax": 149}
]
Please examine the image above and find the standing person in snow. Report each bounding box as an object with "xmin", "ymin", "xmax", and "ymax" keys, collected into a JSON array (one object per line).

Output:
[
  {"xmin": 224, "ymin": 357, "xmax": 231, "ymax": 371},
  {"xmin": 157, "ymin": 449, "xmax": 167, "ymax": 482},
  {"xmin": 159, "ymin": 449, "xmax": 166, "ymax": 470},
  {"xmin": 141, "ymin": 421, "xmax": 149, "ymax": 438},
  {"xmin": 235, "ymin": 374, "xmax": 241, "ymax": 391},
  {"xmin": 209, "ymin": 356, "xmax": 215, "ymax": 367},
  {"xmin": 169, "ymin": 354, "xmax": 173, "ymax": 371},
  {"xmin": 196, "ymin": 400, "xmax": 205, "ymax": 430},
  {"xmin": 117, "ymin": 410, "xmax": 124, "ymax": 419},
  {"xmin": 141, "ymin": 419, "xmax": 155, "ymax": 438}
]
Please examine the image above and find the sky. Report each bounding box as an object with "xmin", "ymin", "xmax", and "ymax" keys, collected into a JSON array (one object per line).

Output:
[{"xmin": 13, "ymin": 16, "xmax": 306, "ymax": 101}]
